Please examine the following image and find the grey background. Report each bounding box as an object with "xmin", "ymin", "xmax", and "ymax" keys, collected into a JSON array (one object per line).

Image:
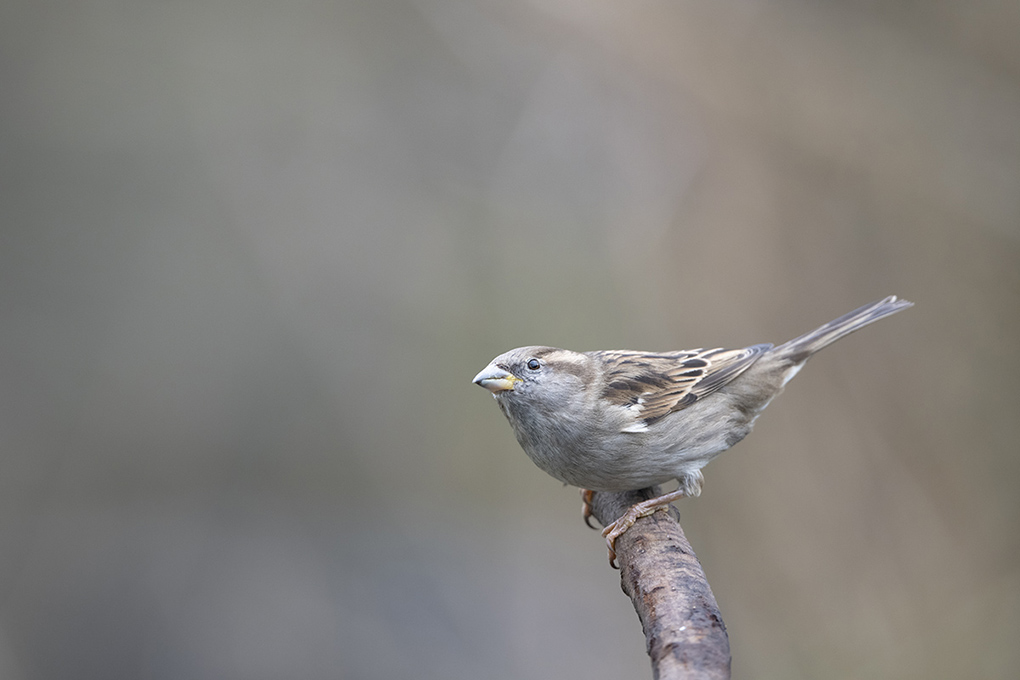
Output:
[{"xmin": 2, "ymin": 1, "xmax": 1018, "ymax": 678}]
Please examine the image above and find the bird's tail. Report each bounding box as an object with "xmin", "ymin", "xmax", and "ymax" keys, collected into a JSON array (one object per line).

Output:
[{"xmin": 775, "ymin": 295, "xmax": 913, "ymax": 364}]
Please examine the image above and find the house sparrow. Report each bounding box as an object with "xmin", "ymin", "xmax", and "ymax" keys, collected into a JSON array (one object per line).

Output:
[{"xmin": 473, "ymin": 296, "xmax": 912, "ymax": 566}]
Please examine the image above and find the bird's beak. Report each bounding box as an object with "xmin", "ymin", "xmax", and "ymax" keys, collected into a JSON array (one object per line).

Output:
[{"xmin": 473, "ymin": 364, "xmax": 519, "ymax": 393}]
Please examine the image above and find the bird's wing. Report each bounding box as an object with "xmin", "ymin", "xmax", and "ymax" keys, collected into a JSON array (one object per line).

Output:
[{"xmin": 590, "ymin": 344, "xmax": 772, "ymax": 425}]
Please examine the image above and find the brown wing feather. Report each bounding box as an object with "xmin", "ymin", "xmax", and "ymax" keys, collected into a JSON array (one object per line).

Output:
[{"xmin": 590, "ymin": 344, "xmax": 772, "ymax": 424}]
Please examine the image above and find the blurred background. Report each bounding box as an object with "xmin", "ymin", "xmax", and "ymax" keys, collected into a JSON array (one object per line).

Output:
[{"xmin": 2, "ymin": 1, "xmax": 1018, "ymax": 678}]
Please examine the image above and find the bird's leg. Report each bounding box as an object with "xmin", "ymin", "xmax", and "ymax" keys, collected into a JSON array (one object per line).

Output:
[
  {"xmin": 601, "ymin": 488, "xmax": 689, "ymax": 568},
  {"xmin": 580, "ymin": 489, "xmax": 597, "ymax": 529}
]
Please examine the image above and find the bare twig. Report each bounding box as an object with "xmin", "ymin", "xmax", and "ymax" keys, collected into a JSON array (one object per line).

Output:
[{"xmin": 589, "ymin": 488, "xmax": 731, "ymax": 680}]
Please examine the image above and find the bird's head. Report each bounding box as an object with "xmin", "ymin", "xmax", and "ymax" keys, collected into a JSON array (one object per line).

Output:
[{"xmin": 472, "ymin": 346, "xmax": 594, "ymax": 410}]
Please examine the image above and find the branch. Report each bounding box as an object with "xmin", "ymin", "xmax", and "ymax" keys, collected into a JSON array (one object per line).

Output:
[{"xmin": 589, "ymin": 487, "xmax": 731, "ymax": 680}]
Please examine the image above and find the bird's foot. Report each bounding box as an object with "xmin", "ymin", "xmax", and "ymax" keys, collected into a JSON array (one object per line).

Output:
[{"xmin": 600, "ymin": 488, "xmax": 688, "ymax": 568}]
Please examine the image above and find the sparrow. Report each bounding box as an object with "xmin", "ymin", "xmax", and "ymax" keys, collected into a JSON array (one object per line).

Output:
[{"xmin": 473, "ymin": 296, "xmax": 912, "ymax": 566}]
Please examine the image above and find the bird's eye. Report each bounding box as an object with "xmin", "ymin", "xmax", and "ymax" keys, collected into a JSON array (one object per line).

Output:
[{"xmin": 526, "ymin": 358, "xmax": 541, "ymax": 371}]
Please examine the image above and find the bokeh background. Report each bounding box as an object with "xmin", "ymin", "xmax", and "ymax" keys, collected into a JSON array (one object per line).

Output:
[{"xmin": 2, "ymin": 1, "xmax": 1019, "ymax": 678}]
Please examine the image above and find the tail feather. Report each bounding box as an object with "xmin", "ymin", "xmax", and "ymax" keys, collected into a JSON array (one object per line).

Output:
[{"xmin": 776, "ymin": 295, "xmax": 913, "ymax": 364}]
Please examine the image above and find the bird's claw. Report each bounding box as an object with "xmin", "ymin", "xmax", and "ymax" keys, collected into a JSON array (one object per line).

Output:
[
  {"xmin": 580, "ymin": 489, "xmax": 597, "ymax": 529},
  {"xmin": 599, "ymin": 491, "xmax": 685, "ymax": 568},
  {"xmin": 600, "ymin": 511, "xmax": 641, "ymax": 569}
]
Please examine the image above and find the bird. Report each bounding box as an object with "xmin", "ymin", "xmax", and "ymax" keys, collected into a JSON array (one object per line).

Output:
[{"xmin": 472, "ymin": 295, "xmax": 913, "ymax": 566}]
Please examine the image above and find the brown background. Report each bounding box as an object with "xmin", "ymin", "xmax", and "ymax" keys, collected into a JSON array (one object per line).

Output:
[{"xmin": 2, "ymin": 1, "xmax": 1018, "ymax": 678}]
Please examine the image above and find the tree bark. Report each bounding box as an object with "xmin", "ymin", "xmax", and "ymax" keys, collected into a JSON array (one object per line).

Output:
[{"xmin": 589, "ymin": 487, "xmax": 731, "ymax": 680}]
